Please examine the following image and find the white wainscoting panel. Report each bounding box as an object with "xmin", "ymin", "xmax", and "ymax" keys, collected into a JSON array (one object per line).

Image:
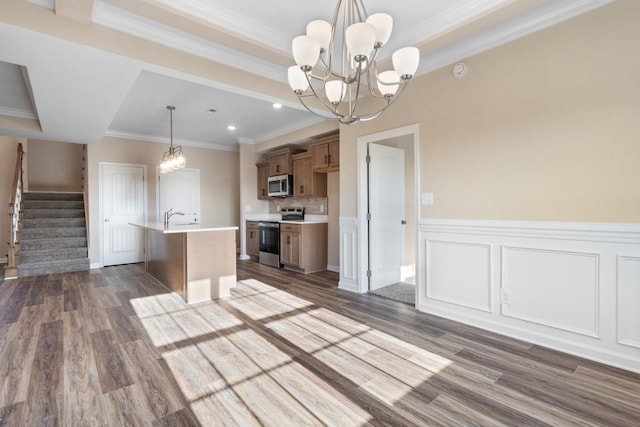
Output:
[
  {"xmin": 502, "ymin": 246, "xmax": 599, "ymax": 337},
  {"xmin": 617, "ymin": 254, "xmax": 640, "ymax": 349},
  {"xmin": 339, "ymin": 217, "xmax": 359, "ymax": 292},
  {"xmin": 419, "ymin": 219, "xmax": 640, "ymax": 373},
  {"xmin": 426, "ymin": 240, "xmax": 492, "ymax": 312}
]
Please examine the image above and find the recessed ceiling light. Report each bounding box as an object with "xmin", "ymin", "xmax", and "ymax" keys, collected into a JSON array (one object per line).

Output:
[
  {"xmin": 273, "ymin": 103, "xmax": 283, "ymax": 109},
  {"xmin": 227, "ymin": 125, "xmax": 237, "ymax": 131}
]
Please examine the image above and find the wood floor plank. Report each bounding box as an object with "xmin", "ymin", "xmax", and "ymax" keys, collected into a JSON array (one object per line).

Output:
[
  {"xmin": 63, "ymin": 288, "xmax": 81, "ymax": 312},
  {"xmin": 89, "ymin": 329, "xmax": 134, "ymax": 394},
  {"xmin": 0, "ymin": 402, "xmax": 25, "ymax": 427},
  {"xmin": 22, "ymin": 320, "xmax": 63, "ymax": 426}
]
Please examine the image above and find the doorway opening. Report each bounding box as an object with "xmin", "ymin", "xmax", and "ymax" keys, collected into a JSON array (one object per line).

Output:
[{"xmin": 357, "ymin": 125, "xmax": 419, "ymax": 305}]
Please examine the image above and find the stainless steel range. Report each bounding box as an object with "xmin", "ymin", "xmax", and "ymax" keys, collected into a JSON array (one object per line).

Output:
[
  {"xmin": 280, "ymin": 207, "xmax": 305, "ymax": 221},
  {"xmin": 258, "ymin": 221, "xmax": 281, "ymax": 268}
]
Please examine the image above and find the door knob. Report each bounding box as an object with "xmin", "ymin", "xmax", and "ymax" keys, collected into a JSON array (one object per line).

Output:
[
  {"xmin": 105, "ymin": 219, "xmax": 110, "ymax": 222},
  {"xmin": 401, "ymin": 220, "xmax": 407, "ymax": 225}
]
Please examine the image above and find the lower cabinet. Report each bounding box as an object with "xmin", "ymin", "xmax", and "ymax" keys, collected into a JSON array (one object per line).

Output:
[
  {"xmin": 246, "ymin": 221, "xmax": 260, "ymax": 258},
  {"xmin": 280, "ymin": 222, "xmax": 327, "ymax": 273}
]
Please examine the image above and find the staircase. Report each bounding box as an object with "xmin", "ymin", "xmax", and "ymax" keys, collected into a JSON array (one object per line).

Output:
[{"xmin": 18, "ymin": 192, "xmax": 90, "ymax": 277}]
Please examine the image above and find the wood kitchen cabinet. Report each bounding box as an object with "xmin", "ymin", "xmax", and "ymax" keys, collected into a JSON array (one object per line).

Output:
[
  {"xmin": 292, "ymin": 152, "xmax": 327, "ymax": 198},
  {"xmin": 246, "ymin": 221, "xmax": 260, "ymax": 258},
  {"xmin": 280, "ymin": 222, "xmax": 327, "ymax": 273},
  {"xmin": 310, "ymin": 132, "xmax": 339, "ymax": 172},
  {"xmin": 256, "ymin": 162, "xmax": 270, "ymax": 200},
  {"xmin": 268, "ymin": 147, "xmax": 297, "ymax": 175}
]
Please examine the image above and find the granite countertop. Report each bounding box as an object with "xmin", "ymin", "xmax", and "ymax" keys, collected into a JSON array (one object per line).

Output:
[{"xmin": 130, "ymin": 222, "xmax": 238, "ymax": 234}]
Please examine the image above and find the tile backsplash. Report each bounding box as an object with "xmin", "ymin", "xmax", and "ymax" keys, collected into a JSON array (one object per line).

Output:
[{"xmin": 269, "ymin": 197, "xmax": 328, "ymax": 215}]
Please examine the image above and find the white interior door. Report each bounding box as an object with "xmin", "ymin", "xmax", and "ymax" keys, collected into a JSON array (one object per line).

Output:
[
  {"xmin": 158, "ymin": 168, "xmax": 200, "ymax": 225},
  {"xmin": 101, "ymin": 163, "xmax": 145, "ymax": 266},
  {"xmin": 368, "ymin": 143, "xmax": 405, "ymax": 290}
]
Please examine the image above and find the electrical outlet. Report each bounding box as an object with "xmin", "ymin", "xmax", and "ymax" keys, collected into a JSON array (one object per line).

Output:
[
  {"xmin": 500, "ymin": 288, "xmax": 511, "ymax": 304},
  {"xmin": 320, "ymin": 204, "xmax": 324, "ymax": 213}
]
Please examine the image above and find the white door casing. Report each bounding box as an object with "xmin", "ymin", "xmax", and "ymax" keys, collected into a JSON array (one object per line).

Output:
[
  {"xmin": 157, "ymin": 168, "xmax": 200, "ymax": 225},
  {"xmin": 368, "ymin": 143, "xmax": 405, "ymax": 290},
  {"xmin": 101, "ymin": 163, "xmax": 145, "ymax": 266}
]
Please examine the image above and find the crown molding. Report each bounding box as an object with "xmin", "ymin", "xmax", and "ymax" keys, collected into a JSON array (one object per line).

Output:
[
  {"xmin": 25, "ymin": 0, "xmax": 54, "ymax": 10},
  {"xmin": 104, "ymin": 130, "xmax": 240, "ymax": 152},
  {"xmin": 0, "ymin": 106, "xmax": 38, "ymax": 120},
  {"xmin": 417, "ymin": 0, "xmax": 615, "ymax": 76},
  {"xmin": 92, "ymin": 1, "xmax": 286, "ymax": 83},
  {"xmin": 153, "ymin": 0, "xmax": 291, "ymax": 52}
]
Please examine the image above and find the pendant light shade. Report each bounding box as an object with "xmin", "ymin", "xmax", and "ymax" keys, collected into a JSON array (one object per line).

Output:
[
  {"xmin": 345, "ymin": 22, "xmax": 376, "ymax": 62},
  {"xmin": 392, "ymin": 47, "xmax": 420, "ymax": 79},
  {"xmin": 160, "ymin": 105, "xmax": 185, "ymax": 174},
  {"xmin": 377, "ymin": 70, "xmax": 400, "ymax": 96},
  {"xmin": 366, "ymin": 13, "xmax": 393, "ymax": 47},
  {"xmin": 307, "ymin": 20, "xmax": 332, "ymax": 51},
  {"xmin": 292, "ymin": 35, "xmax": 320, "ymax": 70}
]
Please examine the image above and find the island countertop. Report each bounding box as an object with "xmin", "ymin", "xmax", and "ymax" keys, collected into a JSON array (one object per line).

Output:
[{"xmin": 130, "ymin": 222, "xmax": 238, "ymax": 234}]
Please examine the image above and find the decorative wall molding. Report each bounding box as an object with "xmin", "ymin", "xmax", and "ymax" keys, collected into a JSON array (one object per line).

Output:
[
  {"xmin": 425, "ymin": 239, "xmax": 492, "ymax": 312},
  {"xmin": 617, "ymin": 254, "xmax": 640, "ymax": 349},
  {"xmin": 338, "ymin": 217, "xmax": 358, "ymax": 293},
  {"xmin": 502, "ymin": 245, "xmax": 600, "ymax": 338},
  {"xmin": 419, "ymin": 219, "xmax": 640, "ymax": 373}
]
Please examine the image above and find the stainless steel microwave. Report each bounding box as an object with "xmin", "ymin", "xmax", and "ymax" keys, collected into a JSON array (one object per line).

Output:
[{"xmin": 267, "ymin": 174, "xmax": 293, "ymax": 197}]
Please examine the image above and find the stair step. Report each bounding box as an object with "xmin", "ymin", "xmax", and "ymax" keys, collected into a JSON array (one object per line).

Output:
[
  {"xmin": 23, "ymin": 192, "xmax": 84, "ymax": 201},
  {"xmin": 20, "ymin": 218, "xmax": 86, "ymax": 229},
  {"xmin": 20, "ymin": 227, "xmax": 86, "ymax": 239},
  {"xmin": 20, "ymin": 237, "xmax": 87, "ymax": 251},
  {"xmin": 19, "ymin": 247, "xmax": 88, "ymax": 263},
  {"xmin": 18, "ymin": 258, "xmax": 90, "ymax": 277},
  {"xmin": 21, "ymin": 209, "xmax": 85, "ymax": 219},
  {"xmin": 22, "ymin": 200, "xmax": 84, "ymax": 210}
]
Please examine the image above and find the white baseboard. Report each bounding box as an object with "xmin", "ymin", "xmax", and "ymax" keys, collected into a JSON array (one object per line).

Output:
[
  {"xmin": 327, "ymin": 264, "xmax": 339, "ymax": 273},
  {"xmin": 90, "ymin": 262, "xmax": 102, "ymax": 269},
  {"xmin": 419, "ymin": 219, "xmax": 640, "ymax": 373},
  {"xmin": 238, "ymin": 254, "xmax": 250, "ymax": 261}
]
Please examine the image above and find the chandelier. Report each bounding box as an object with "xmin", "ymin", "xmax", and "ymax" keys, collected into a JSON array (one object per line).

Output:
[
  {"xmin": 287, "ymin": 0, "xmax": 419, "ymax": 125},
  {"xmin": 160, "ymin": 105, "xmax": 185, "ymax": 173}
]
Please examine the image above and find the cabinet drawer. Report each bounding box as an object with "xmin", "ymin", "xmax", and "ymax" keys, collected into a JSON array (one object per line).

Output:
[
  {"xmin": 280, "ymin": 223, "xmax": 301, "ymax": 233},
  {"xmin": 246, "ymin": 221, "xmax": 260, "ymax": 229}
]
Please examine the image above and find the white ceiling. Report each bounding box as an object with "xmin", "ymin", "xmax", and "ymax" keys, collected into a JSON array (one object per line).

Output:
[{"xmin": 0, "ymin": 0, "xmax": 614, "ymax": 150}]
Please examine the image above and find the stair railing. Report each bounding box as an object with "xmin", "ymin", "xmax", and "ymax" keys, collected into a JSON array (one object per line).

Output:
[{"xmin": 5, "ymin": 143, "xmax": 24, "ymax": 279}]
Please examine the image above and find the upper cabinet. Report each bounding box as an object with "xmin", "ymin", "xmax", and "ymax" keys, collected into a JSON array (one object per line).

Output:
[
  {"xmin": 268, "ymin": 147, "xmax": 295, "ymax": 175},
  {"xmin": 292, "ymin": 152, "xmax": 327, "ymax": 198},
  {"xmin": 256, "ymin": 162, "xmax": 270, "ymax": 200},
  {"xmin": 310, "ymin": 132, "xmax": 339, "ymax": 172}
]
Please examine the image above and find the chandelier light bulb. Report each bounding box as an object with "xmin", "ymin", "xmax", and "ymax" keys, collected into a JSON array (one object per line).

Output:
[
  {"xmin": 288, "ymin": 65, "xmax": 309, "ymax": 93},
  {"xmin": 325, "ymin": 80, "xmax": 346, "ymax": 105},
  {"xmin": 345, "ymin": 22, "xmax": 376, "ymax": 62},
  {"xmin": 306, "ymin": 20, "xmax": 332, "ymax": 52},
  {"xmin": 292, "ymin": 35, "xmax": 320, "ymax": 70},
  {"xmin": 366, "ymin": 13, "xmax": 393, "ymax": 47},
  {"xmin": 392, "ymin": 47, "xmax": 420, "ymax": 80},
  {"xmin": 377, "ymin": 70, "xmax": 400, "ymax": 96}
]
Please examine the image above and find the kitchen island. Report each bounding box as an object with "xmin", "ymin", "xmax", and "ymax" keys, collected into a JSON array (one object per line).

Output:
[{"xmin": 130, "ymin": 222, "xmax": 238, "ymax": 304}]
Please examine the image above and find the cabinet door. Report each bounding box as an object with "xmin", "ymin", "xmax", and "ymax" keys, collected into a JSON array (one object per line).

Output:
[
  {"xmin": 310, "ymin": 143, "xmax": 329, "ymax": 170},
  {"xmin": 246, "ymin": 226, "xmax": 259, "ymax": 256},
  {"xmin": 280, "ymin": 231, "xmax": 300, "ymax": 267},
  {"xmin": 293, "ymin": 156, "xmax": 312, "ymax": 197},
  {"xmin": 270, "ymin": 152, "xmax": 290, "ymax": 175},
  {"xmin": 328, "ymin": 140, "xmax": 340, "ymax": 169},
  {"xmin": 257, "ymin": 163, "xmax": 270, "ymax": 199}
]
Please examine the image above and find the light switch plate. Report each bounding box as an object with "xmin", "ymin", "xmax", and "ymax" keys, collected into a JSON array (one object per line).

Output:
[{"xmin": 421, "ymin": 192, "xmax": 433, "ymax": 205}]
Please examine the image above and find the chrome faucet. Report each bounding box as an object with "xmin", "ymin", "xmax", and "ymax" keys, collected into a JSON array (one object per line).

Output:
[{"xmin": 163, "ymin": 208, "xmax": 185, "ymax": 228}]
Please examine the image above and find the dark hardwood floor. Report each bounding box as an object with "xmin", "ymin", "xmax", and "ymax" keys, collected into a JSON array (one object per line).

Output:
[{"xmin": 1, "ymin": 260, "xmax": 639, "ymax": 426}]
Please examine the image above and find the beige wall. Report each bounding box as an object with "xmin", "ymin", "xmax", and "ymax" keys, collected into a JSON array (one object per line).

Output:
[
  {"xmin": 27, "ymin": 139, "xmax": 84, "ymax": 192},
  {"xmin": 0, "ymin": 136, "xmax": 23, "ymax": 262},
  {"xmin": 340, "ymin": 1, "xmax": 640, "ymax": 223},
  {"xmin": 87, "ymin": 136, "xmax": 240, "ymax": 264},
  {"xmin": 327, "ymin": 172, "xmax": 340, "ymax": 269}
]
